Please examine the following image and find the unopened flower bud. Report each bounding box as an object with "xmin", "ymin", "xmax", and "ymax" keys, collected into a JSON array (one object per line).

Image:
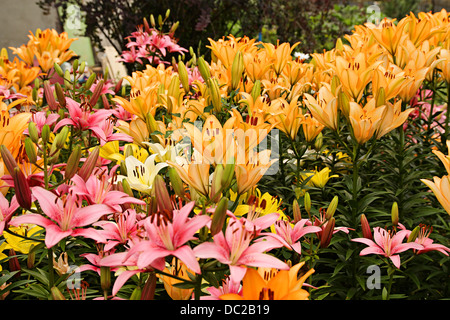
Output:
[
  {"xmin": 168, "ymin": 167, "xmax": 185, "ymax": 198},
  {"xmin": 65, "ymin": 145, "xmax": 82, "ymax": 180},
  {"xmin": 360, "ymin": 214, "xmax": 372, "ymax": 240},
  {"xmin": 407, "ymin": 225, "xmax": 420, "ymax": 243},
  {"xmin": 50, "ymin": 286, "xmax": 66, "ymax": 300},
  {"xmin": 27, "ymin": 245, "xmax": 36, "ymax": 269},
  {"xmin": 293, "ymin": 199, "xmax": 302, "ymax": 223},
  {"xmin": 210, "ymin": 197, "xmax": 229, "ymax": 236},
  {"xmin": 177, "ymin": 61, "xmax": 190, "ymax": 93},
  {"xmin": 64, "ymin": 69, "xmax": 72, "ymax": 90},
  {"xmin": 338, "ymin": 90, "xmax": 350, "ymax": 118},
  {"xmin": 154, "ymin": 175, "xmax": 172, "ymax": 214},
  {"xmin": 28, "ymin": 122, "xmax": 39, "ymax": 144},
  {"xmin": 141, "ymin": 272, "xmax": 156, "ymax": 300},
  {"xmin": 391, "ymin": 202, "xmax": 399, "ymax": 227},
  {"xmin": 376, "ymin": 87, "xmax": 386, "ymax": 108},
  {"xmin": 79, "ymin": 61, "xmax": 86, "ymax": 74},
  {"xmin": 114, "ymin": 78, "xmax": 123, "ymax": 94},
  {"xmin": 167, "ymin": 75, "xmax": 180, "ymax": 100},
  {"xmin": 251, "ymin": 80, "xmax": 261, "ymax": 103},
  {"xmin": 54, "ymin": 82, "xmax": 66, "ymax": 108},
  {"xmin": 44, "ymin": 81, "xmax": 58, "ymax": 111},
  {"xmin": 100, "ymin": 266, "xmax": 111, "ymax": 291},
  {"xmin": 120, "ymin": 179, "xmax": 133, "ymax": 197},
  {"xmin": 84, "ymin": 73, "xmax": 96, "ymax": 91},
  {"xmin": 320, "ymin": 217, "xmax": 335, "ymax": 248},
  {"xmin": 221, "ymin": 160, "xmax": 235, "ymax": 188},
  {"xmin": 197, "ymin": 56, "xmax": 211, "ymax": 82},
  {"xmin": 54, "ymin": 126, "xmax": 70, "ymax": 150},
  {"xmin": 150, "ymin": 14, "xmax": 156, "ymax": 28},
  {"xmin": 41, "ymin": 124, "xmax": 50, "ymax": 144},
  {"xmin": 24, "ymin": 138, "xmax": 37, "ymax": 164},
  {"xmin": 78, "ymin": 147, "xmax": 99, "ymax": 181},
  {"xmin": 326, "ymin": 196, "xmax": 338, "ymax": 220},
  {"xmin": 304, "ymin": 192, "xmax": 311, "ymax": 214},
  {"xmin": 89, "ymin": 79, "xmax": 104, "ymax": 106},
  {"xmin": 210, "ymin": 164, "xmax": 224, "ymax": 202},
  {"xmin": 72, "ymin": 59, "xmax": 79, "ymax": 74},
  {"xmin": 207, "ymin": 78, "xmax": 222, "ymax": 113},
  {"xmin": 130, "ymin": 286, "xmax": 142, "ymax": 300},
  {"xmin": 8, "ymin": 249, "xmax": 21, "ymax": 278},
  {"xmin": 0, "ymin": 145, "xmax": 18, "ymax": 174},
  {"xmin": 231, "ymin": 51, "xmax": 244, "ymax": 90},
  {"xmin": 145, "ymin": 112, "xmax": 158, "ymax": 134},
  {"xmin": 53, "ymin": 62, "xmax": 64, "ymax": 77},
  {"xmin": 314, "ymin": 132, "xmax": 323, "ymax": 151},
  {"xmin": 13, "ymin": 167, "xmax": 32, "ymax": 210}
]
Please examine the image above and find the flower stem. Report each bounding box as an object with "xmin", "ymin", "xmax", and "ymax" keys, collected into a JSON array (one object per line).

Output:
[{"xmin": 47, "ymin": 247, "xmax": 55, "ymax": 290}]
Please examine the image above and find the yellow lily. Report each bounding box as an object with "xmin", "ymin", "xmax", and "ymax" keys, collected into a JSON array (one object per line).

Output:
[
  {"xmin": 3, "ymin": 224, "xmax": 43, "ymax": 254},
  {"xmin": 301, "ymin": 167, "xmax": 338, "ymax": 189}
]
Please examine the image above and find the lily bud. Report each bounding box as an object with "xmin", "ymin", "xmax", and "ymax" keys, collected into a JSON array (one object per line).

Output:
[
  {"xmin": 65, "ymin": 145, "xmax": 82, "ymax": 180},
  {"xmin": 320, "ymin": 217, "xmax": 335, "ymax": 248},
  {"xmin": 250, "ymin": 80, "xmax": 261, "ymax": 103},
  {"xmin": 72, "ymin": 59, "xmax": 79, "ymax": 74},
  {"xmin": 54, "ymin": 82, "xmax": 66, "ymax": 108},
  {"xmin": 165, "ymin": 9, "xmax": 171, "ymax": 19},
  {"xmin": 102, "ymin": 94, "xmax": 110, "ymax": 109},
  {"xmin": 330, "ymin": 75, "xmax": 340, "ymax": 95},
  {"xmin": 44, "ymin": 81, "xmax": 58, "ymax": 111},
  {"xmin": 78, "ymin": 147, "xmax": 99, "ymax": 181},
  {"xmin": 64, "ymin": 69, "xmax": 72, "ymax": 90},
  {"xmin": 150, "ymin": 14, "xmax": 156, "ymax": 28},
  {"xmin": 407, "ymin": 225, "xmax": 420, "ymax": 243},
  {"xmin": 210, "ymin": 197, "xmax": 229, "ymax": 236},
  {"xmin": 79, "ymin": 61, "xmax": 86, "ymax": 74},
  {"xmin": 167, "ymin": 75, "xmax": 180, "ymax": 100},
  {"xmin": 168, "ymin": 167, "xmax": 185, "ymax": 198},
  {"xmin": 210, "ymin": 164, "xmax": 224, "ymax": 202},
  {"xmin": 141, "ymin": 272, "xmax": 156, "ymax": 300},
  {"xmin": 41, "ymin": 124, "xmax": 50, "ymax": 144},
  {"xmin": 0, "ymin": 145, "xmax": 18, "ymax": 174},
  {"xmin": 293, "ymin": 199, "xmax": 302, "ymax": 223},
  {"xmin": 360, "ymin": 214, "xmax": 372, "ymax": 240},
  {"xmin": 230, "ymin": 51, "xmax": 244, "ymax": 90},
  {"xmin": 197, "ymin": 56, "xmax": 211, "ymax": 82},
  {"xmin": 391, "ymin": 201, "xmax": 399, "ymax": 228},
  {"xmin": 8, "ymin": 249, "xmax": 21, "ymax": 278},
  {"xmin": 53, "ymin": 62, "xmax": 64, "ymax": 77},
  {"xmin": 27, "ymin": 245, "xmax": 36, "ymax": 269},
  {"xmin": 130, "ymin": 286, "xmax": 142, "ymax": 300},
  {"xmin": 121, "ymin": 179, "xmax": 133, "ymax": 197},
  {"xmin": 207, "ymin": 78, "xmax": 222, "ymax": 113},
  {"xmin": 28, "ymin": 121, "xmax": 39, "ymax": 144},
  {"xmin": 338, "ymin": 90, "xmax": 350, "ymax": 118},
  {"xmin": 89, "ymin": 79, "xmax": 104, "ymax": 106},
  {"xmin": 114, "ymin": 77, "xmax": 123, "ymax": 94},
  {"xmin": 154, "ymin": 175, "xmax": 172, "ymax": 213},
  {"xmin": 221, "ymin": 160, "xmax": 235, "ymax": 189},
  {"xmin": 13, "ymin": 167, "xmax": 32, "ymax": 210},
  {"xmin": 169, "ymin": 21, "xmax": 179, "ymax": 36},
  {"xmin": 84, "ymin": 73, "xmax": 96, "ymax": 91},
  {"xmin": 24, "ymin": 138, "xmax": 37, "ymax": 164},
  {"xmin": 100, "ymin": 266, "xmax": 111, "ymax": 291},
  {"xmin": 54, "ymin": 126, "xmax": 70, "ymax": 150},
  {"xmin": 376, "ymin": 87, "xmax": 386, "ymax": 108},
  {"xmin": 304, "ymin": 192, "xmax": 311, "ymax": 214},
  {"xmin": 177, "ymin": 61, "xmax": 190, "ymax": 93},
  {"xmin": 314, "ymin": 132, "xmax": 323, "ymax": 151},
  {"xmin": 145, "ymin": 112, "xmax": 159, "ymax": 135},
  {"xmin": 51, "ymin": 287, "xmax": 66, "ymax": 300},
  {"xmin": 326, "ymin": 196, "xmax": 338, "ymax": 220}
]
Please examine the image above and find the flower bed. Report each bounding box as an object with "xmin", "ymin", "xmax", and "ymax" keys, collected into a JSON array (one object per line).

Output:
[{"xmin": 0, "ymin": 9, "xmax": 449, "ymax": 301}]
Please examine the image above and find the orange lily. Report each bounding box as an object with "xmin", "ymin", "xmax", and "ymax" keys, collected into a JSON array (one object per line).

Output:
[
  {"xmin": 303, "ymin": 83, "xmax": 339, "ymax": 131},
  {"xmin": 348, "ymin": 100, "xmax": 386, "ymax": 145},
  {"xmin": 158, "ymin": 258, "xmax": 195, "ymax": 300}
]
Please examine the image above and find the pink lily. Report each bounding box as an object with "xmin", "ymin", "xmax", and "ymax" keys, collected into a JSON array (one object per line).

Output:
[
  {"xmin": 201, "ymin": 275, "xmax": 242, "ymax": 300},
  {"xmin": 260, "ymin": 219, "xmax": 322, "ymax": 255},
  {"xmin": 70, "ymin": 170, "xmax": 144, "ymax": 211},
  {"xmin": 94, "ymin": 209, "xmax": 142, "ymax": 252},
  {"xmin": 104, "ymin": 201, "xmax": 210, "ymax": 274},
  {"xmin": 0, "ymin": 193, "xmax": 20, "ymax": 235},
  {"xmin": 352, "ymin": 227, "xmax": 424, "ymax": 268},
  {"xmin": 90, "ymin": 79, "xmax": 115, "ymax": 96},
  {"xmin": 194, "ymin": 216, "xmax": 289, "ymax": 284},
  {"xmin": 10, "ymin": 187, "xmax": 115, "ymax": 248},
  {"xmin": 24, "ymin": 111, "xmax": 59, "ymax": 135},
  {"xmin": 53, "ymin": 97, "xmax": 112, "ymax": 142},
  {"xmin": 399, "ymin": 223, "xmax": 450, "ymax": 256}
]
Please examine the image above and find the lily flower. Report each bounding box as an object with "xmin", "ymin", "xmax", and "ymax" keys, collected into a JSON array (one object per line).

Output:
[
  {"xmin": 421, "ymin": 175, "xmax": 450, "ymax": 216},
  {"xmin": 261, "ymin": 219, "xmax": 322, "ymax": 255},
  {"xmin": 303, "ymin": 84, "xmax": 339, "ymax": 131},
  {"xmin": 118, "ymin": 201, "xmax": 210, "ymax": 274},
  {"xmin": 194, "ymin": 216, "xmax": 289, "ymax": 285},
  {"xmin": 219, "ymin": 263, "xmax": 312, "ymax": 300},
  {"xmin": 0, "ymin": 193, "xmax": 20, "ymax": 235},
  {"xmin": 352, "ymin": 227, "xmax": 423, "ymax": 268},
  {"xmin": 9, "ymin": 187, "xmax": 114, "ymax": 248},
  {"xmin": 158, "ymin": 258, "xmax": 195, "ymax": 300}
]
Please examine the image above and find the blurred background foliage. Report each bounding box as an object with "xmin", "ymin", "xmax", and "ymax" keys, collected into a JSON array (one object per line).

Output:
[{"xmin": 36, "ymin": 0, "xmax": 443, "ymax": 60}]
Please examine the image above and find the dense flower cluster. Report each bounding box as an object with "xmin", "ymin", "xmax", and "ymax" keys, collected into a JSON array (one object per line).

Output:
[{"xmin": 0, "ymin": 9, "xmax": 449, "ymax": 301}]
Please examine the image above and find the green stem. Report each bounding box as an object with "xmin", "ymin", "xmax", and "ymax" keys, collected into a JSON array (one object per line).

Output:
[
  {"xmin": 445, "ymin": 82, "xmax": 450, "ymax": 141},
  {"xmin": 351, "ymin": 143, "xmax": 360, "ymax": 228},
  {"xmin": 47, "ymin": 247, "xmax": 55, "ymax": 289}
]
